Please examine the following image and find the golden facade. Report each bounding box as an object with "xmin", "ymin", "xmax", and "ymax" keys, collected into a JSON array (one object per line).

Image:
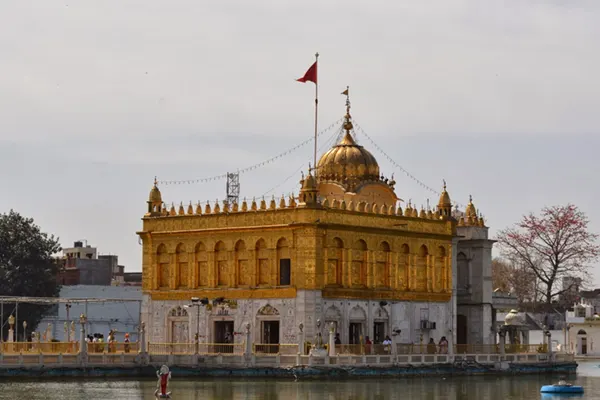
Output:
[
  {"xmin": 138, "ymin": 99, "xmax": 472, "ymax": 305},
  {"xmin": 138, "ymin": 95, "xmax": 490, "ymax": 345}
]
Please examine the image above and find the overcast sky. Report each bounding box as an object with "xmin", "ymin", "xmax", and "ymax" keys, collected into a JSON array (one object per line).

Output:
[{"xmin": 1, "ymin": 1, "xmax": 599, "ymax": 284}]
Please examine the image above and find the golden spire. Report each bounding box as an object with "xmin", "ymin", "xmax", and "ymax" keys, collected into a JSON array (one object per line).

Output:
[
  {"xmin": 146, "ymin": 177, "xmax": 163, "ymax": 216},
  {"xmin": 465, "ymin": 194, "xmax": 477, "ymax": 221},
  {"xmin": 342, "ymin": 86, "xmax": 353, "ymax": 132},
  {"xmin": 437, "ymin": 179, "xmax": 452, "ymax": 219}
]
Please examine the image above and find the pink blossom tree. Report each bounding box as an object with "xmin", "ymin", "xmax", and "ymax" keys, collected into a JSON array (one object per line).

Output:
[{"xmin": 497, "ymin": 204, "xmax": 599, "ymax": 304}]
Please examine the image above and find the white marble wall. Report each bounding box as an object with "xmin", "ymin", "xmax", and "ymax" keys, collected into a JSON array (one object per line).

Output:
[{"xmin": 142, "ymin": 292, "xmax": 452, "ymax": 346}]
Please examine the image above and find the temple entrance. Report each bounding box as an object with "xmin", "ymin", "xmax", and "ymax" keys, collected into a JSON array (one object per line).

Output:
[
  {"xmin": 214, "ymin": 321, "xmax": 234, "ymax": 353},
  {"xmin": 349, "ymin": 322, "xmax": 363, "ymax": 345},
  {"xmin": 261, "ymin": 321, "xmax": 280, "ymax": 353},
  {"xmin": 167, "ymin": 306, "xmax": 190, "ymax": 348},
  {"xmin": 457, "ymin": 314, "xmax": 467, "ymax": 345}
]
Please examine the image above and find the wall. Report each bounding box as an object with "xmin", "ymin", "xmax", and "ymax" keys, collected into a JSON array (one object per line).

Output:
[
  {"xmin": 38, "ymin": 285, "xmax": 142, "ymax": 341},
  {"xmin": 141, "ymin": 293, "xmax": 452, "ymax": 346}
]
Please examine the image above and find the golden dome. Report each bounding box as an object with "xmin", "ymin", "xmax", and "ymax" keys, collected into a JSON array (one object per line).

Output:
[
  {"xmin": 465, "ymin": 195, "xmax": 477, "ymax": 219},
  {"xmin": 317, "ymin": 131, "xmax": 380, "ymax": 189}
]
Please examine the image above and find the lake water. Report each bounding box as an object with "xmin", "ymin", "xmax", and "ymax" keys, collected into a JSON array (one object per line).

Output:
[{"xmin": 0, "ymin": 362, "xmax": 597, "ymax": 400}]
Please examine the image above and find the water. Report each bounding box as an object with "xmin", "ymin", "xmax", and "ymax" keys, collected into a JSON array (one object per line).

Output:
[{"xmin": 0, "ymin": 362, "xmax": 598, "ymax": 399}]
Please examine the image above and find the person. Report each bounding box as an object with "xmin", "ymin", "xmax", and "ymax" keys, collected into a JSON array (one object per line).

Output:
[
  {"xmin": 154, "ymin": 365, "xmax": 172, "ymax": 398},
  {"xmin": 427, "ymin": 338, "xmax": 437, "ymax": 354},
  {"xmin": 383, "ymin": 335, "xmax": 392, "ymax": 354},
  {"xmin": 334, "ymin": 333, "xmax": 341, "ymax": 345},
  {"xmin": 438, "ymin": 336, "xmax": 449, "ymax": 354},
  {"xmin": 365, "ymin": 336, "xmax": 372, "ymax": 354},
  {"xmin": 124, "ymin": 333, "xmax": 131, "ymax": 353}
]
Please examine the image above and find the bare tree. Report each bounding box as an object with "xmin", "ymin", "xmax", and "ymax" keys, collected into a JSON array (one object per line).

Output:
[
  {"xmin": 492, "ymin": 257, "xmax": 537, "ymax": 305},
  {"xmin": 497, "ymin": 204, "xmax": 599, "ymax": 304}
]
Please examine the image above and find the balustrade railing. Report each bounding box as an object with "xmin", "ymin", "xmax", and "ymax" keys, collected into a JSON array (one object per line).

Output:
[
  {"xmin": 253, "ymin": 343, "xmax": 297, "ymax": 355},
  {"xmin": 2, "ymin": 342, "xmax": 79, "ymax": 354},
  {"xmin": 148, "ymin": 342, "xmax": 244, "ymax": 355},
  {"xmin": 0, "ymin": 341, "xmax": 553, "ymax": 357}
]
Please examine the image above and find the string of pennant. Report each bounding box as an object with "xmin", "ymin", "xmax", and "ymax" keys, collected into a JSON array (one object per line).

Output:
[
  {"xmin": 260, "ymin": 126, "xmax": 342, "ymax": 197},
  {"xmin": 158, "ymin": 118, "xmax": 343, "ymax": 186},
  {"xmin": 353, "ymin": 121, "xmax": 467, "ymax": 210}
]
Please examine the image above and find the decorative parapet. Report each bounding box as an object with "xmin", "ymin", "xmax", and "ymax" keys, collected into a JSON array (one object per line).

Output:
[{"xmin": 147, "ymin": 194, "xmax": 451, "ymax": 224}]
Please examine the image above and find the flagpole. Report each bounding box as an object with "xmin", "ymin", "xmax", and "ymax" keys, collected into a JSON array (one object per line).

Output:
[{"xmin": 313, "ymin": 52, "xmax": 319, "ymax": 177}]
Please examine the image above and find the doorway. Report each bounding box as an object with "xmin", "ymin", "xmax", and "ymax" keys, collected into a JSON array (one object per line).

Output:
[
  {"xmin": 261, "ymin": 320, "xmax": 280, "ymax": 353},
  {"xmin": 373, "ymin": 322, "xmax": 385, "ymax": 344},
  {"xmin": 349, "ymin": 322, "xmax": 363, "ymax": 345},
  {"xmin": 457, "ymin": 314, "xmax": 467, "ymax": 345},
  {"xmin": 214, "ymin": 321, "xmax": 234, "ymax": 353}
]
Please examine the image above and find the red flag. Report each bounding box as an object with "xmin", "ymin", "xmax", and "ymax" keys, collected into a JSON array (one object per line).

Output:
[{"xmin": 297, "ymin": 61, "xmax": 317, "ymax": 84}]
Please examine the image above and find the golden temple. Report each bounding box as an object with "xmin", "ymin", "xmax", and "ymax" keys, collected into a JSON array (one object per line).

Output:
[{"xmin": 138, "ymin": 93, "xmax": 490, "ymax": 347}]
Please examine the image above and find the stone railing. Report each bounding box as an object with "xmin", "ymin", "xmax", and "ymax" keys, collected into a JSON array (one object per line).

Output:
[{"xmin": 0, "ymin": 322, "xmax": 573, "ymax": 369}]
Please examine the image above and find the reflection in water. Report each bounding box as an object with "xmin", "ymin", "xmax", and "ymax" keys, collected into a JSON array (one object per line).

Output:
[{"xmin": 0, "ymin": 362, "xmax": 597, "ymax": 400}]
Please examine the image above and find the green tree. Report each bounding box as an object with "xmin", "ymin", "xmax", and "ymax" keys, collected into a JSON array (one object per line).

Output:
[{"xmin": 0, "ymin": 210, "xmax": 61, "ymax": 340}]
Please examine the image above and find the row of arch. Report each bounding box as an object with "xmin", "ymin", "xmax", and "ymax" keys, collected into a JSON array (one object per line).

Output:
[{"xmin": 154, "ymin": 237, "xmax": 449, "ymax": 292}]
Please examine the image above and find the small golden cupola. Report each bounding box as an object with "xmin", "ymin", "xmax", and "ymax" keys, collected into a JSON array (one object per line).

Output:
[
  {"xmin": 146, "ymin": 177, "xmax": 163, "ymax": 217},
  {"xmin": 437, "ymin": 180, "xmax": 452, "ymax": 219},
  {"xmin": 316, "ymin": 87, "xmax": 398, "ymax": 206},
  {"xmin": 465, "ymin": 195, "xmax": 477, "ymax": 224},
  {"xmin": 298, "ymin": 167, "xmax": 319, "ymax": 207}
]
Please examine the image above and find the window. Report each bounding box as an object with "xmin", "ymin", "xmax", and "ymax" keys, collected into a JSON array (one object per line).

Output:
[
  {"xmin": 576, "ymin": 307, "xmax": 586, "ymax": 318},
  {"xmin": 279, "ymin": 259, "xmax": 291, "ymax": 286}
]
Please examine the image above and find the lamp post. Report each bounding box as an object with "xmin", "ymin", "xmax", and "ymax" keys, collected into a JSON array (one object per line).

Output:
[
  {"xmin": 185, "ymin": 297, "xmax": 209, "ymax": 355},
  {"xmin": 65, "ymin": 304, "xmax": 72, "ymax": 342},
  {"xmin": 79, "ymin": 314, "xmax": 88, "ymax": 360}
]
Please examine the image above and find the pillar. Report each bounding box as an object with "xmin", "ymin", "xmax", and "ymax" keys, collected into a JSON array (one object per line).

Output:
[
  {"xmin": 79, "ymin": 324, "xmax": 87, "ymax": 356},
  {"xmin": 297, "ymin": 323, "xmax": 305, "ymax": 355},
  {"xmin": 343, "ymin": 249, "xmax": 351, "ymax": 287},
  {"xmin": 244, "ymin": 323, "xmax": 252, "ymax": 357},
  {"xmin": 499, "ymin": 331, "xmax": 505, "ymax": 356},
  {"xmin": 140, "ymin": 322, "xmax": 147, "ymax": 354},
  {"xmin": 328, "ymin": 323, "xmax": 336, "ymax": 356}
]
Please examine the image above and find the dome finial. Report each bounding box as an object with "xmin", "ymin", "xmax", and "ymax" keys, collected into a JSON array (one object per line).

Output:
[
  {"xmin": 154, "ymin": 176, "xmax": 158, "ymax": 186},
  {"xmin": 342, "ymin": 86, "xmax": 353, "ymax": 132}
]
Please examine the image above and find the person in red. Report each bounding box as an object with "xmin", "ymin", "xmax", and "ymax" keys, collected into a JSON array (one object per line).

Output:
[{"xmin": 154, "ymin": 365, "xmax": 171, "ymax": 398}]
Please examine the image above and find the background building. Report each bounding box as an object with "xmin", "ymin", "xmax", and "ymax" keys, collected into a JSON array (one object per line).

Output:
[
  {"xmin": 37, "ymin": 285, "xmax": 142, "ymax": 342},
  {"xmin": 56, "ymin": 241, "xmax": 140, "ymax": 286}
]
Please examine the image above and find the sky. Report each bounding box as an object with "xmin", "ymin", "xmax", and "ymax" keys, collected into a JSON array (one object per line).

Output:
[{"xmin": 1, "ymin": 1, "xmax": 599, "ymax": 283}]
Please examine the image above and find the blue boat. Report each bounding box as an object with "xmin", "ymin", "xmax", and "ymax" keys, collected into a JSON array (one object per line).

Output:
[{"xmin": 540, "ymin": 380, "xmax": 584, "ymax": 394}]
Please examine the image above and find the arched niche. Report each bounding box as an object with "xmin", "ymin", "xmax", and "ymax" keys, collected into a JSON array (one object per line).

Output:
[
  {"xmin": 157, "ymin": 244, "xmax": 170, "ymax": 289},
  {"xmin": 352, "ymin": 240, "xmax": 368, "ymax": 287},
  {"xmin": 215, "ymin": 241, "xmax": 229, "ymax": 286},
  {"xmin": 324, "ymin": 305, "xmax": 342, "ymax": 334},
  {"xmin": 415, "ymin": 245, "xmax": 428, "ymax": 291},
  {"xmin": 375, "ymin": 241, "xmax": 391, "ymax": 288},
  {"xmin": 398, "ymin": 243, "xmax": 410, "ymax": 290},
  {"xmin": 176, "ymin": 243, "xmax": 188, "ymax": 288},
  {"xmin": 276, "ymin": 238, "xmax": 291, "ymax": 286},
  {"xmin": 457, "ymin": 252, "xmax": 469, "ymax": 292},
  {"xmin": 434, "ymin": 245, "xmax": 446, "ymax": 292},
  {"xmin": 327, "ymin": 237, "xmax": 344, "ymax": 286},
  {"xmin": 235, "ymin": 240, "xmax": 249, "ymax": 286},
  {"xmin": 195, "ymin": 242, "xmax": 208, "ymax": 287},
  {"xmin": 256, "ymin": 239, "xmax": 269, "ymax": 286}
]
